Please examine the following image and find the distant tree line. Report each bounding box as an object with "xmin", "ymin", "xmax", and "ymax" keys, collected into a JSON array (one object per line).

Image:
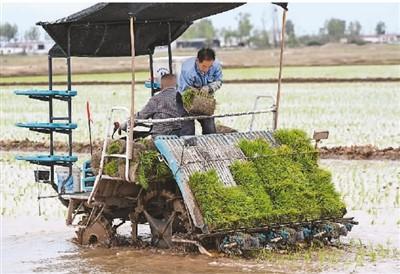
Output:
[
  {"xmin": 0, "ymin": 23, "xmax": 50, "ymax": 42},
  {"xmin": 0, "ymin": 17, "xmax": 390, "ymax": 48},
  {"xmin": 181, "ymin": 15, "xmax": 390, "ymax": 48}
]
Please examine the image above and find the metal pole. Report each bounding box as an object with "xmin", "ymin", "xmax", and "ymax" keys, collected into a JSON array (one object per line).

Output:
[
  {"xmin": 149, "ymin": 51, "xmax": 155, "ymax": 96},
  {"xmin": 167, "ymin": 22, "xmax": 173, "ymax": 73},
  {"xmin": 48, "ymin": 55, "xmax": 55, "ymax": 190},
  {"xmin": 128, "ymin": 16, "xmax": 136, "ymax": 160},
  {"xmin": 273, "ymin": 9, "xmax": 287, "ymax": 130},
  {"xmin": 135, "ymin": 107, "xmax": 276, "ymax": 124},
  {"xmin": 67, "ymin": 26, "xmax": 72, "ymax": 161},
  {"xmin": 67, "ymin": 26, "xmax": 72, "ymax": 91},
  {"xmin": 66, "ymin": 25, "xmax": 73, "ymax": 188}
]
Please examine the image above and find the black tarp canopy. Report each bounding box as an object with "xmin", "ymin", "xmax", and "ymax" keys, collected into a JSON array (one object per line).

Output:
[{"xmin": 38, "ymin": 3, "xmax": 245, "ymax": 57}]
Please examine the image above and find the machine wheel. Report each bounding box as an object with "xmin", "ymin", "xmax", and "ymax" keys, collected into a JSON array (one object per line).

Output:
[
  {"xmin": 132, "ymin": 189, "xmax": 192, "ymax": 248},
  {"xmin": 76, "ymin": 215, "xmax": 113, "ymax": 246}
]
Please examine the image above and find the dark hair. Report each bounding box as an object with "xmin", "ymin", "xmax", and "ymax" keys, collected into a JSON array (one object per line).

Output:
[
  {"xmin": 161, "ymin": 73, "xmax": 176, "ymax": 81},
  {"xmin": 197, "ymin": 48, "xmax": 216, "ymax": 63}
]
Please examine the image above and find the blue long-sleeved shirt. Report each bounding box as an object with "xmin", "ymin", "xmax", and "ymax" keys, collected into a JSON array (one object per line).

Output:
[{"xmin": 178, "ymin": 57, "xmax": 223, "ymax": 94}]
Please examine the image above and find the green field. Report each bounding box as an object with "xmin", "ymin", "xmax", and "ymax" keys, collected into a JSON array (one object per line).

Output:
[{"xmin": 1, "ymin": 65, "xmax": 399, "ymax": 84}]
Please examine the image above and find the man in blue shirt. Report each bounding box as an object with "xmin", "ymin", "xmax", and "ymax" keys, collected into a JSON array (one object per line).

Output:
[{"xmin": 177, "ymin": 48, "xmax": 223, "ymax": 135}]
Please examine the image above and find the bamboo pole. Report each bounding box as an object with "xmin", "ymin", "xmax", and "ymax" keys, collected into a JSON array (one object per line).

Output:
[
  {"xmin": 273, "ymin": 9, "xmax": 287, "ymax": 130},
  {"xmin": 128, "ymin": 16, "xmax": 136, "ymax": 159}
]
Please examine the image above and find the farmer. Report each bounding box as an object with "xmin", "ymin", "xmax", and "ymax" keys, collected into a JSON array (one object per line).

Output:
[
  {"xmin": 177, "ymin": 47, "xmax": 223, "ymax": 135},
  {"xmin": 117, "ymin": 74, "xmax": 181, "ymax": 137}
]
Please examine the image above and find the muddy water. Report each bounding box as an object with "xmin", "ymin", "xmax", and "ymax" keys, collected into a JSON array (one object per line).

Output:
[
  {"xmin": 2, "ymin": 155, "xmax": 400, "ymax": 273},
  {"xmin": 2, "ymin": 218, "xmax": 302, "ymax": 274},
  {"xmin": 3, "ymin": 216, "xmax": 399, "ymax": 274}
]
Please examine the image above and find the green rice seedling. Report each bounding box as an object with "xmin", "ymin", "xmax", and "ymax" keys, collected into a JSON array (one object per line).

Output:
[
  {"xmin": 306, "ymin": 168, "xmax": 346, "ymax": 218},
  {"xmin": 273, "ymin": 128, "xmax": 318, "ymax": 172},
  {"xmin": 181, "ymin": 88, "xmax": 196, "ymax": 109},
  {"xmin": 238, "ymin": 130, "xmax": 346, "ymax": 221},
  {"xmin": 189, "ymin": 170, "xmax": 262, "ymax": 230},
  {"xmin": 181, "ymin": 87, "xmax": 216, "ymax": 115},
  {"xmin": 229, "ymin": 160, "xmax": 274, "ymax": 221},
  {"xmin": 137, "ymin": 150, "xmax": 172, "ymax": 189},
  {"xmin": 106, "ymin": 139, "xmax": 125, "ymax": 154},
  {"xmin": 188, "ymin": 129, "xmax": 347, "ymax": 230},
  {"xmin": 104, "ymin": 159, "xmax": 119, "ymax": 177},
  {"xmin": 355, "ymin": 252, "xmax": 365, "ymax": 267},
  {"xmin": 369, "ymin": 250, "xmax": 377, "ymax": 262}
]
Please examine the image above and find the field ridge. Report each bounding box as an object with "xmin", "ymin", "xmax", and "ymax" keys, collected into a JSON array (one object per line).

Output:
[{"xmin": 2, "ymin": 140, "xmax": 399, "ymax": 160}]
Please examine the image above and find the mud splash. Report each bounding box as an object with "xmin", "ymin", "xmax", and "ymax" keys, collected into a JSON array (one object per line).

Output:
[{"xmin": 1, "ymin": 139, "xmax": 399, "ymax": 160}]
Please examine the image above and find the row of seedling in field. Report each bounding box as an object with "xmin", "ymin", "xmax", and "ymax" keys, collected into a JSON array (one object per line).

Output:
[
  {"xmin": 325, "ymin": 159, "xmax": 400, "ymax": 210},
  {"xmin": 2, "ymin": 82, "xmax": 399, "ymax": 147}
]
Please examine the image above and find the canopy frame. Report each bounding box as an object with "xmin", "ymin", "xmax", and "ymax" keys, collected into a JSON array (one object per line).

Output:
[{"xmin": 39, "ymin": 3, "xmax": 288, "ymax": 187}]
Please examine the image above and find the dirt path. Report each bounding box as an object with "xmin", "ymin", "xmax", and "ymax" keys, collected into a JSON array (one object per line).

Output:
[
  {"xmin": 2, "ymin": 139, "xmax": 399, "ymax": 160},
  {"xmin": 1, "ymin": 44, "xmax": 399, "ymax": 77},
  {"xmin": 318, "ymin": 145, "xmax": 400, "ymax": 160},
  {"xmin": 0, "ymin": 44, "xmax": 400, "ymax": 76}
]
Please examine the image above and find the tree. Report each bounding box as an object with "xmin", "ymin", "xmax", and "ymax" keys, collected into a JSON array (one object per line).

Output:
[
  {"xmin": 0, "ymin": 22, "xmax": 18, "ymax": 41},
  {"xmin": 325, "ymin": 18, "xmax": 346, "ymax": 41},
  {"xmin": 236, "ymin": 12, "xmax": 253, "ymax": 43},
  {"xmin": 348, "ymin": 21, "xmax": 362, "ymax": 37},
  {"xmin": 298, "ymin": 34, "xmax": 327, "ymax": 47},
  {"xmin": 375, "ymin": 21, "xmax": 386, "ymax": 35},
  {"xmin": 24, "ymin": 26, "xmax": 40, "ymax": 41},
  {"xmin": 285, "ymin": 20, "xmax": 295, "ymax": 36},
  {"xmin": 249, "ymin": 30, "xmax": 270, "ymax": 48},
  {"xmin": 284, "ymin": 20, "xmax": 298, "ymax": 47},
  {"xmin": 220, "ymin": 27, "xmax": 237, "ymax": 47},
  {"xmin": 182, "ymin": 19, "xmax": 216, "ymax": 40}
]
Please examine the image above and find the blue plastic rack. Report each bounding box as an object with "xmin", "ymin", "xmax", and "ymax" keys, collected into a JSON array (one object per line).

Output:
[
  {"xmin": 16, "ymin": 155, "xmax": 78, "ymax": 167},
  {"xmin": 16, "ymin": 122, "xmax": 77, "ymax": 134},
  {"xmin": 15, "ymin": 86, "xmax": 78, "ymax": 185},
  {"xmin": 15, "ymin": 90, "xmax": 77, "ymax": 101}
]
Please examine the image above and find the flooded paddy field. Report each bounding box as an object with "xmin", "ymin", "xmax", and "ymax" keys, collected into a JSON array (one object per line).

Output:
[
  {"xmin": 2, "ymin": 77, "xmax": 399, "ymax": 272},
  {"xmin": 1, "ymin": 151, "xmax": 399, "ymax": 273},
  {"xmin": 1, "ymin": 82, "xmax": 399, "ymax": 147}
]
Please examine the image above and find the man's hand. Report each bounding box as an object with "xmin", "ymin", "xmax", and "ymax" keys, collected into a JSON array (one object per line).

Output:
[
  {"xmin": 112, "ymin": 121, "xmax": 121, "ymax": 139},
  {"xmin": 198, "ymin": 81, "xmax": 223, "ymax": 96},
  {"xmin": 188, "ymin": 86, "xmax": 200, "ymax": 92},
  {"xmin": 207, "ymin": 81, "xmax": 222, "ymax": 95},
  {"xmin": 200, "ymin": 85, "xmax": 211, "ymax": 95}
]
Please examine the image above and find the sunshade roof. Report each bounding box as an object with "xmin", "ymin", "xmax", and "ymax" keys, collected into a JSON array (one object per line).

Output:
[{"xmin": 38, "ymin": 3, "xmax": 245, "ymax": 57}]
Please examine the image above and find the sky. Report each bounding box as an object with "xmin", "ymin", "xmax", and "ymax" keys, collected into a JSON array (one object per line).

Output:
[{"xmin": 1, "ymin": 2, "xmax": 399, "ymax": 39}]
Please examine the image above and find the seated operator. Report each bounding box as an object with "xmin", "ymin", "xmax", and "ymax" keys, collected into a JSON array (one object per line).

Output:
[{"xmin": 118, "ymin": 74, "xmax": 181, "ymax": 137}]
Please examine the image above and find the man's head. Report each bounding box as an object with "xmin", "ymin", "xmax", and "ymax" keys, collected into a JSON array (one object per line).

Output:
[
  {"xmin": 160, "ymin": 73, "xmax": 177, "ymax": 90},
  {"xmin": 196, "ymin": 48, "xmax": 216, "ymax": 73}
]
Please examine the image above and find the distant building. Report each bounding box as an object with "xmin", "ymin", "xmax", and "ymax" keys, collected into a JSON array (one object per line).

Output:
[
  {"xmin": 0, "ymin": 42, "xmax": 24, "ymax": 55},
  {"xmin": 0, "ymin": 40, "xmax": 52, "ymax": 55},
  {"xmin": 360, "ymin": 34, "xmax": 400, "ymax": 44},
  {"xmin": 176, "ymin": 38, "xmax": 220, "ymax": 49}
]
